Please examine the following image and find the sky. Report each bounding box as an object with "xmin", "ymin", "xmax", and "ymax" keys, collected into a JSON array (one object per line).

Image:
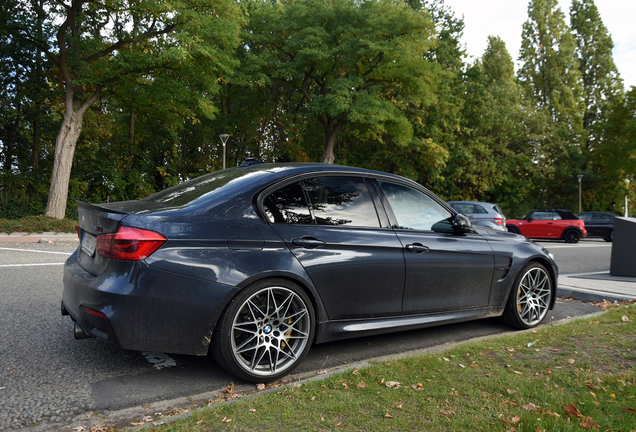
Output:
[{"xmin": 445, "ymin": 0, "xmax": 636, "ymax": 90}]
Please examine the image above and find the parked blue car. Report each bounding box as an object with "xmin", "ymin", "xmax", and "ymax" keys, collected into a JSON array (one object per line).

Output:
[{"xmin": 62, "ymin": 162, "xmax": 557, "ymax": 383}]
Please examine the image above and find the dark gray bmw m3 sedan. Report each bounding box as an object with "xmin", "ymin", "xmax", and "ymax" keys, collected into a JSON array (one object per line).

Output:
[{"xmin": 62, "ymin": 162, "xmax": 558, "ymax": 383}]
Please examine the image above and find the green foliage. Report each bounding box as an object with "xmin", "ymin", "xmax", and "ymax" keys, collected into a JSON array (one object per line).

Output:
[{"xmin": 0, "ymin": 0, "xmax": 632, "ymax": 220}]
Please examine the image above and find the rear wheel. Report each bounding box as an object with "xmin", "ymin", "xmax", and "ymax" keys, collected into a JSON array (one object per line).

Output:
[
  {"xmin": 503, "ymin": 263, "xmax": 553, "ymax": 329},
  {"xmin": 604, "ymin": 230, "xmax": 613, "ymax": 242},
  {"xmin": 564, "ymin": 229, "xmax": 581, "ymax": 243},
  {"xmin": 212, "ymin": 279, "xmax": 314, "ymax": 383}
]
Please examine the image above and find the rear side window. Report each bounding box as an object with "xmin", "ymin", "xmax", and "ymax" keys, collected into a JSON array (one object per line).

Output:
[
  {"xmin": 263, "ymin": 182, "xmax": 312, "ymax": 224},
  {"xmin": 303, "ymin": 177, "xmax": 380, "ymax": 227},
  {"xmin": 262, "ymin": 176, "xmax": 381, "ymax": 227}
]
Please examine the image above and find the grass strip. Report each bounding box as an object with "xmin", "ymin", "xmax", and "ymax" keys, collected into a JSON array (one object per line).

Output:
[
  {"xmin": 0, "ymin": 215, "xmax": 78, "ymax": 234},
  {"xmin": 133, "ymin": 302, "xmax": 636, "ymax": 432}
]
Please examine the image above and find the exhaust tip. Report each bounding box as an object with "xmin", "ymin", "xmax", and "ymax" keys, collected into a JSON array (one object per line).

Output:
[{"xmin": 74, "ymin": 322, "xmax": 94, "ymax": 340}]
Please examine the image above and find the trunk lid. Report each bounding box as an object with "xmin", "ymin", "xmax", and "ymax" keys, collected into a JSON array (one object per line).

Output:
[{"xmin": 77, "ymin": 201, "xmax": 129, "ymax": 276}]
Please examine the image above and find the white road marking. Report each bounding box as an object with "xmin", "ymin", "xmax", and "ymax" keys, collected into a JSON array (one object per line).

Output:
[
  {"xmin": 142, "ymin": 352, "xmax": 177, "ymax": 370},
  {"xmin": 0, "ymin": 247, "xmax": 73, "ymax": 255},
  {"xmin": 0, "ymin": 263, "xmax": 65, "ymax": 267}
]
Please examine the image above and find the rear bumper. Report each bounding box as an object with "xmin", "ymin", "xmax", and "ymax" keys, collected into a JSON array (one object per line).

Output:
[{"xmin": 62, "ymin": 252, "xmax": 235, "ymax": 355}]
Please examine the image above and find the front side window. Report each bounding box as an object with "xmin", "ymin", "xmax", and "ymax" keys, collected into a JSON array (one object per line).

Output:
[
  {"xmin": 303, "ymin": 177, "xmax": 380, "ymax": 227},
  {"xmin": 379, "ymin": 181, "xmax": 452, "ymax": 231}
]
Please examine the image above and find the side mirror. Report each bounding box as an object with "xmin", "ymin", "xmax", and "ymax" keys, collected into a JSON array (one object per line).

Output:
[
  {"xmin": 527, "ymin": 217, "xmax": 533, "ymax": 222},
  {"xmin": 452, "ymin": 214, "xmax": 473, "ymax": 234}
]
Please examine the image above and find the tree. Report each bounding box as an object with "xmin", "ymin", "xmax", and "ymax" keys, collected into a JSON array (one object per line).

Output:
[
  {"xmin": 518, "ymin": 0, "xmax": 584, "ymax": 208},
  {"xmin": 4, "ymin": 0, "xmax": 241, "ymax": 218},
  {"xmin": 569, "ymin": 0, "xmax": 625, "ymax": 212},
  {"xmin": 245, "ymin": 0, "xmax": 438, "ymax": 164}
]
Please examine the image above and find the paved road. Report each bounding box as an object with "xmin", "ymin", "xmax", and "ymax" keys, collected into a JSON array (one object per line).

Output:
[
  {"xmin": 0, "ymin": 240, "xmax": 608, "ymax": 430},
  {"xmin": 535, "ymin": 238, "xmax": 612, "ymax": 274}
]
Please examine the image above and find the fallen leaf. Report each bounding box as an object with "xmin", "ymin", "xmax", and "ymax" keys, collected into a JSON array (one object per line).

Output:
[
  {"xmin": 563, "ymin": 403, "xmax": 584, "ymax": 418},
  {"xmin": 317, "ymin": 370, "xmax": 328, "ymax": 375},
  {"xmin": 620, "ymin": 407, "xmax": 636, "ymax": 413},
  {"xmin": 385, "ymin": 381, "xmax": 401, "ymax": 388},
  {"xmin": 256, "ymin": 383, "xmax": 265, "ymax": 391},
  {"xmin": 249, "ymin": 409, "xmax": 257, "ymax": 412},
  {"xmin": 341, "ymin": 381, "xmax": 349, "ymax": 389},
  {"xmin": 511, "ymin": 416, "xmax": 521, "ymax": 423},
  {"xmin": 357, "ymin": 382, "xmax": 367, "ymax": 389},
  {"xmin": 507, "ymin": 389, "xmax": 517, "ymax": 394},
  {"xmin": 580, "ymin": 416, "xmax": 599, "ymax": 429},
  {"xmin": 567, "ymin": 359, "xmax": 576, "ymax": 364},
  {"xmin": 523, "ymin": 403, "xmax": 537, "ymax": 411},
  {"xmin": 385, "ymin": 414, "xmax": 393, "ymax": 419},
  {"xmin": 621, "ymin": 316, "xmax": 630, "ymax": 322}
]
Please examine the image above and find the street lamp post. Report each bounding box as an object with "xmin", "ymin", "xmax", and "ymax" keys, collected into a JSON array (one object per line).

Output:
[
  {"xmin": 219, "ymin": 134, "xmax": 229, "ymax": 170},
  {"xmin": 577, "ymin": 175, "xmax": 583, "ymax": 214}
]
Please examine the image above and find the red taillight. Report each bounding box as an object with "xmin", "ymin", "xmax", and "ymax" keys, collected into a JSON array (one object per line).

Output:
[
  {"xmin": 85, "ymin": 307, "xmax": 107, "ymax": 319},
  {"xmin": 494, "ymin": 218, "xmax": 505, "ymax": 225},
  {"xmin": 96, "ymin": 226, "xmax": 167, "ymax": 261}
]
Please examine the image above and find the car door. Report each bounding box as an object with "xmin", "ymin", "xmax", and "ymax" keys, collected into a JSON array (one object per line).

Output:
[
  {"xmin": 524, "ymin": 211, "xmax": 560, "ymax": 238},
  {"xmin": 261, "ymin": 175, "xmax": 405, "ymax": 320},
  {"xmin": 375, "ymin": 180, "xmax": 495, "ymax": 314}
]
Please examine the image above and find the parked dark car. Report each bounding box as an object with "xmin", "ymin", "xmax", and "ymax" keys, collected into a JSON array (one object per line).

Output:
[
  {"xmin": 62, "ymin": 162, "xmax": 558, "ymax": 383},
  {"xmin": 506, "ymin": 209, "xmax": 587, "ymax": 243},
  {"xmin": 447, "ymin": 201, "xmax": 507, "ymax": 231},
  {"xmin": 577, "ymin": 212, "xmax": 615, "ymax": 242}
]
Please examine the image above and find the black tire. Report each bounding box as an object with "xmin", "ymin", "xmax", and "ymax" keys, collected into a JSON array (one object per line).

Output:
[
  {"xmin": 507, "ymin": 225, "xmax": 520, "ymax": 234},
  {"xmin": 502, "ymin": 262, "xmax": 553, "ymax": 329},
  {"xmin": 212, "ymin": 278, "xmax": 315, "ymax": 383},
  {"xmin": 604, "ymin": 230, "xmax": 613, "ymax": 242},
  {"xmin": 563, "ymin": 229, "xmax": 581, "ymax": 243}
]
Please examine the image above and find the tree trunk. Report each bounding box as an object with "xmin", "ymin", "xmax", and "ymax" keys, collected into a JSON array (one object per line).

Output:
[
  {"xmin": 45, "ymin": 109, "xmax": 85, "ymax": 219},
  {"xmin": 126, "ymin": 110, "xmax": 135, "ymax": 175},
  {"xmin": 320, "ymin": 119, "xmax": 346, "ymax": 164}
]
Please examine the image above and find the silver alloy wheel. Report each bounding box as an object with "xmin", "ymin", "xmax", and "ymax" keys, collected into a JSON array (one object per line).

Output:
[
  {"xmin": 230, "ymin": 286, "xmax": 311, "ymax": 377},
  {"xmin": 515, "ymin": 267, "xmax": 551, "ymax": 326}
]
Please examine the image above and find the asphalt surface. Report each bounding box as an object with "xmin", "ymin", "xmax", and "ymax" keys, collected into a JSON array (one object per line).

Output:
[{"xmin": 0, "ymin": 239, "xmax": 617, "ymax": 430}]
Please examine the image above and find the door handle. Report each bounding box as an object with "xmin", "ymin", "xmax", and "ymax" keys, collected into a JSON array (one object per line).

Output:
[
  {"xmin": 405, "ymin": 243, "xmax": 429, "ymax": 253},
  {"xmin": 292, "ymin": 237, "xmax": 326, "ymax": 248}
]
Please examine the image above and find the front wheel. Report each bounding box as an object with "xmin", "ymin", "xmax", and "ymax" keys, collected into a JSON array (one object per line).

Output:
[
  {"xmin": 507, "ymin": 226, "xmax": 520, "ymax": 234},
  {"xmin": 564, "ymin": 229, "xmax": 581, "ymax": 243},
  {"xmin": 502, "ymin": 263, "xmax": 553, "ymax": 329},
  {"xmin": 212, "ymin": 279, "xmax": 315, "ymax": 383}
]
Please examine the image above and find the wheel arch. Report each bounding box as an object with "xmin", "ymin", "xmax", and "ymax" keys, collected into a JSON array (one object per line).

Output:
[
  {"xmin": 561, "ymin": 227, "xmax": 583, "ymax": 241},
  {"xmin": 208, "ymin": 270, "xmax": 327, "ymax": 352},
  {"xmin": 506, "ymin": 225, "xmax": 521, "ymax": 234},
  {"xmin": 521, "ymin": 257, "xmax": 558, "ymax": 310}
]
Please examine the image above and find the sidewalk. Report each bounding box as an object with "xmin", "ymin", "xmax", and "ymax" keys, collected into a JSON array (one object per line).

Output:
[
  {"xmin": 1, "ymin": 232, "xmax": 634, "ymax": 303},
  {"xmin": 557, "ymin": 272, "xmax": 636, "ymax": 303}
]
